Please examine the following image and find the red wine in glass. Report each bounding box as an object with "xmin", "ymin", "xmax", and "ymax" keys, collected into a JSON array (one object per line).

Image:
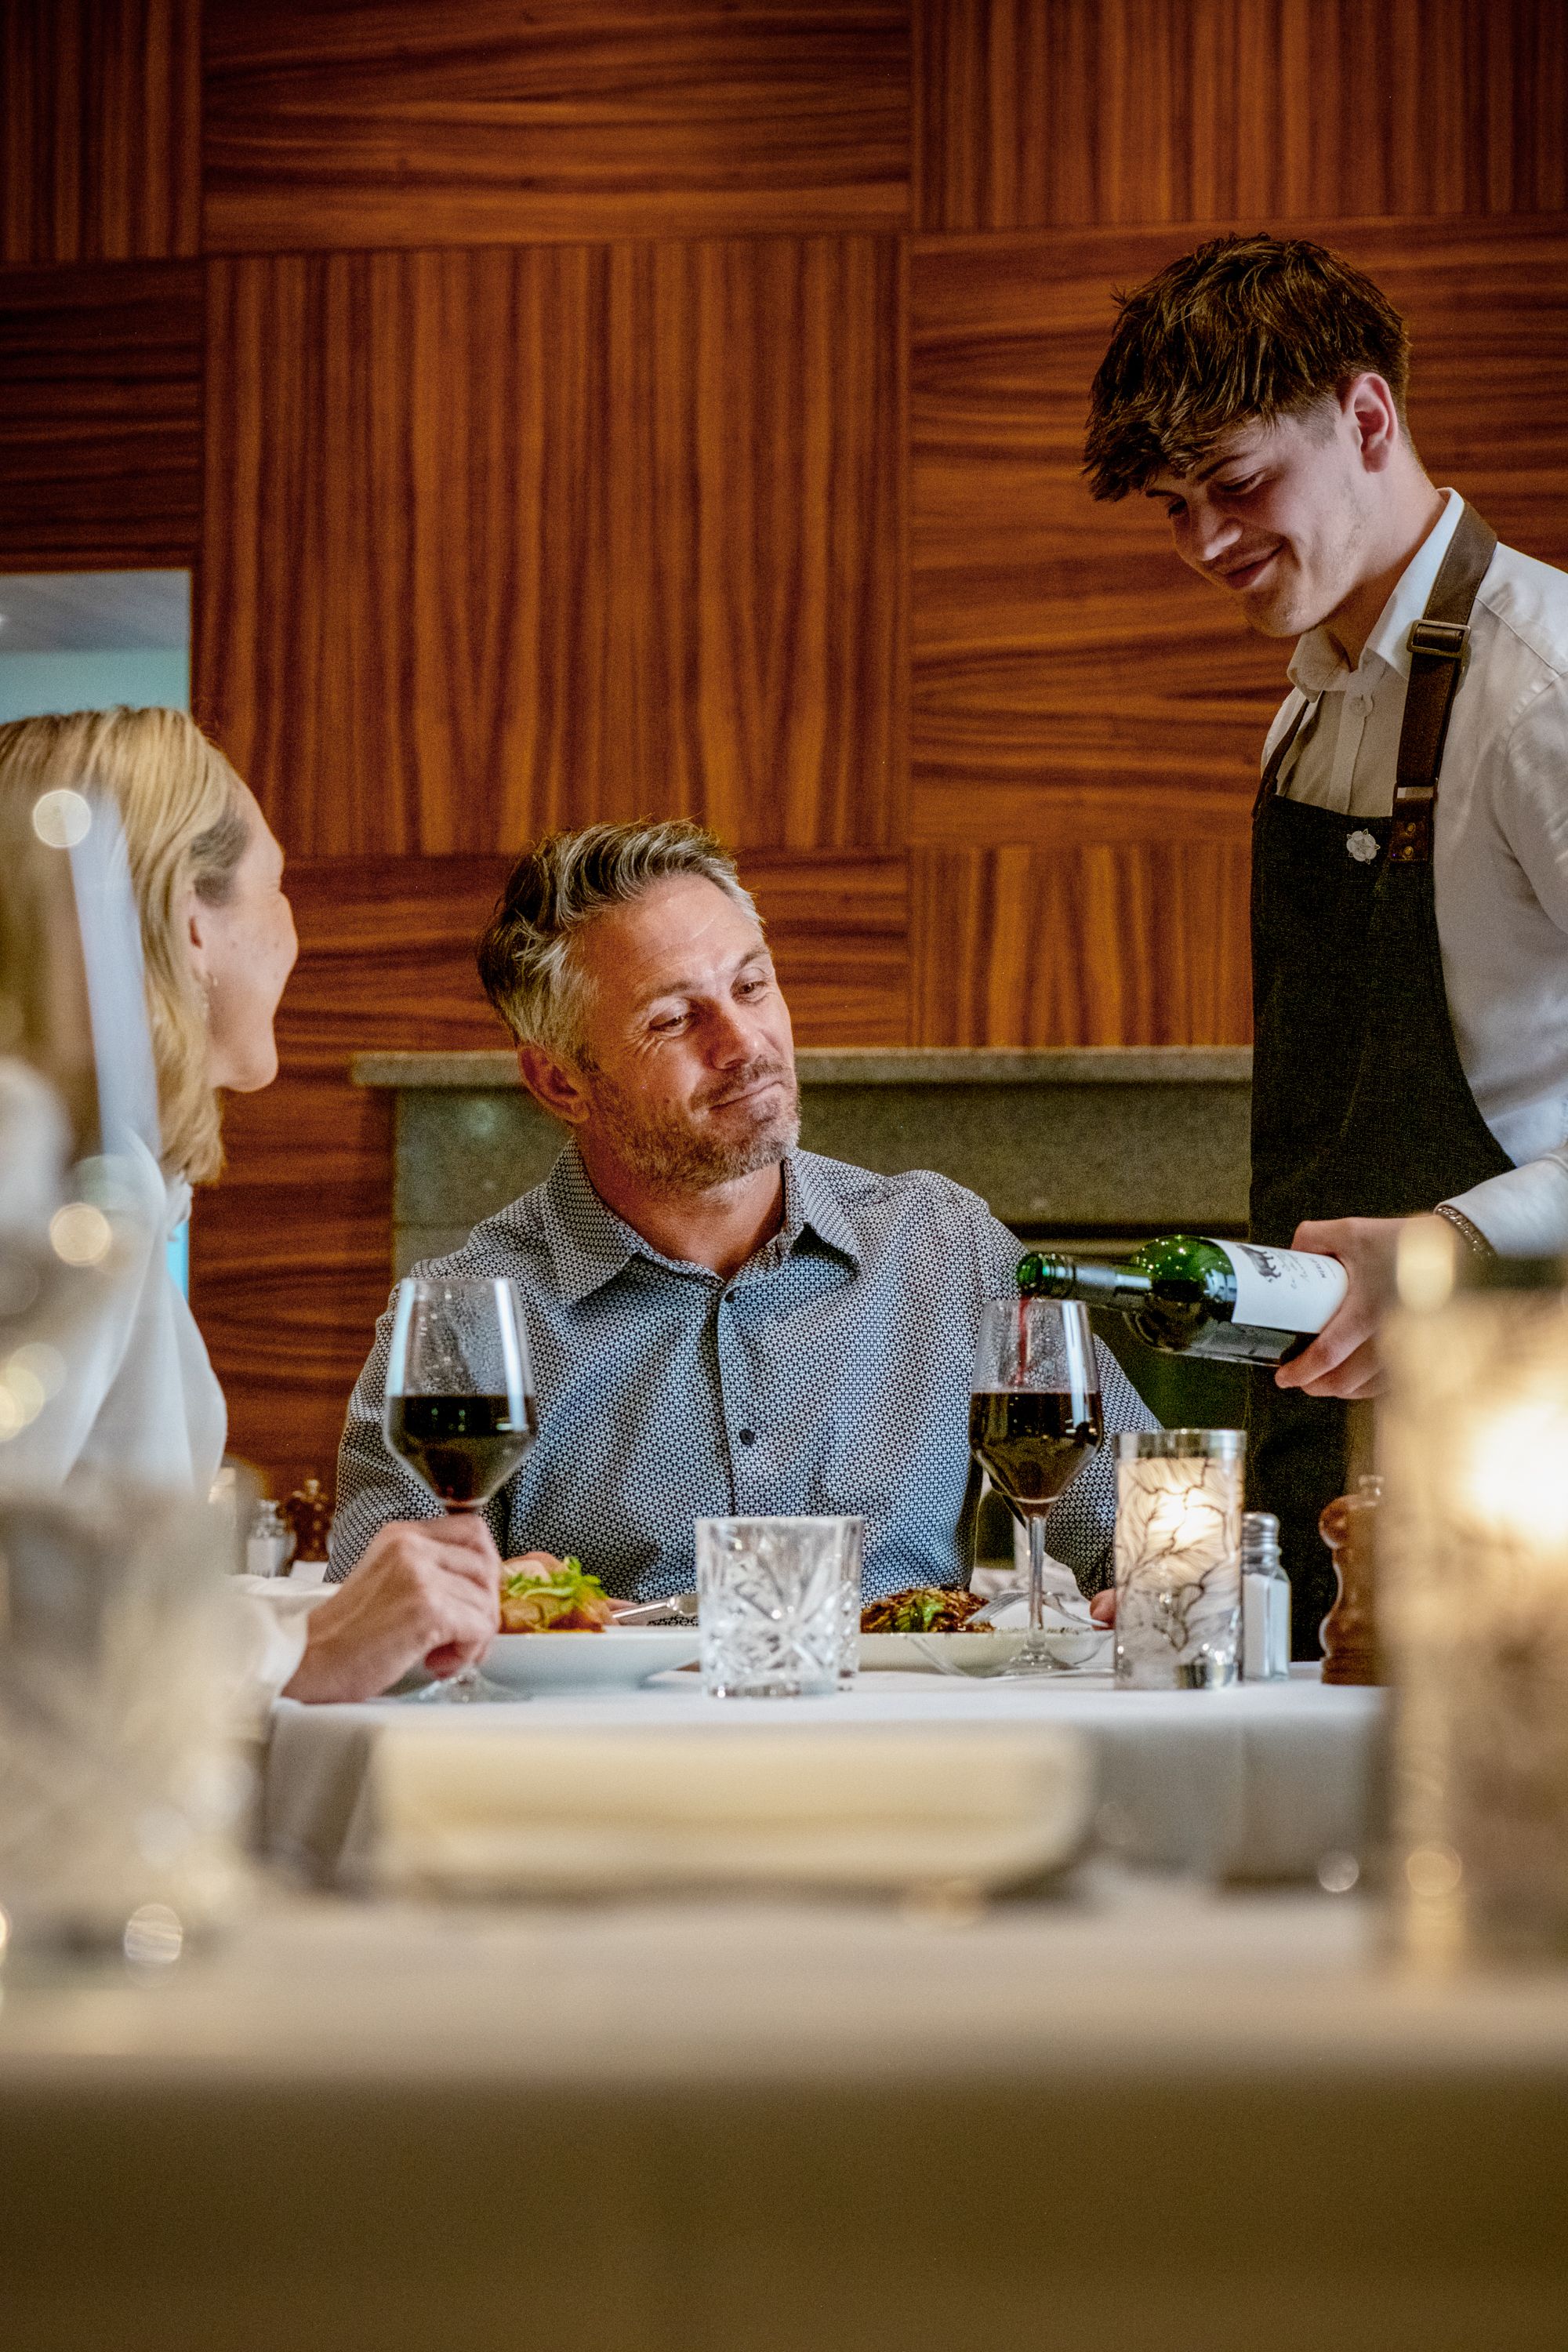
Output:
[
  {"xmin": 971, "ymin": 1297, "xmax": 1102, "ymax": 1676},
  {"xmin": 387, "ymin": 1394, "xmax": 539, "ymax": 1507},
  {"xmin": 383, "ymin": 1276, "xmax": 538, "ymax": 1702},
  {"xmin": 968, "ymin": 1389, "xmax": 1103, "ymax": 1513}
]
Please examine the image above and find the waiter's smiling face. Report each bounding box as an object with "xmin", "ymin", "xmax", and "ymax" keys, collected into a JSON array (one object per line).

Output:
[{"xmin": 1146, "ymin": 377, "xmax": 1394, "ymax": 641}]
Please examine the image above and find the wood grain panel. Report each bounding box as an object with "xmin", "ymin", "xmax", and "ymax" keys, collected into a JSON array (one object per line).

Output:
[
  {"xmin": 194, "ymin": 848, "xmax": 909, "ymax": 1492},
  {"xmin": 203, "ymin": 0, "xmax": 909, "ymax": 249},
  {"xmin": 191, "ymin": 857, "xmax": 504, "ymax": 1495},
  {"xmin": 0, "ymin": 262, "xmax": 203, "ymax": 568},
  {"xmin": 910, "ymin": 215, "xmax": 1568, "ymax": 851},
  {"xmin": 915, "ymin": 0, "xmax": 1568, "ymax": 232},
  {"xmin": 910, "ymin": 841, "xmax": 1252, "ymax": 1047},
  {"xmin": 1, "ymin": 0, "xmax": 200, "ymax": 261},
  {"xmin": 199, "ymin": 240, "xmax": 904, "ymax": 859}
]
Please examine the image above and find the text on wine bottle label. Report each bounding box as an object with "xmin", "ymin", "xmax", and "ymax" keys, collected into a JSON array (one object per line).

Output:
[{"xmin": 1210, "ymin": 1240, "xmax": 1349, "ymax": 1334}]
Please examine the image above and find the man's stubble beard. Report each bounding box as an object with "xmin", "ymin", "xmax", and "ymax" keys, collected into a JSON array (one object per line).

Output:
[
  {"xmin": 583, "ymin": 1062, "xmax": 801, "ymax": 1192},
  {"xmin": 1247, "ymin": 488, "xmax": 1368, "ymax": 643}
]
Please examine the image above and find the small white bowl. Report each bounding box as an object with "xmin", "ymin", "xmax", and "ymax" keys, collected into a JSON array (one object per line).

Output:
[{"xmin": 482, "ymin": 1628, "xmax": 699, "ymax": 1693}]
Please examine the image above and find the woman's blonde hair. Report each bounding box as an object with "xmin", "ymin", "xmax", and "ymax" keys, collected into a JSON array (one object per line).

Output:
[{"xmin": 0, "ymin": 707, "xmax": 251, "ymax": 1182}]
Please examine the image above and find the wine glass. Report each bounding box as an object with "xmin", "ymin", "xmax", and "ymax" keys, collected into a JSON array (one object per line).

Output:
[
  {"xmin": 383, "ymin": 1276, "xmax": 538, "ymax": 1704},
  {"xmin": 969, "ymin": 1297, "xmax": 1105, "ymax": 1677}
]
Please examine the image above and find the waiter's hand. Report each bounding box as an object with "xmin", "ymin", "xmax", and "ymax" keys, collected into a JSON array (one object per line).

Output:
[{"xmin": 1272, "ymin": 1216, "xmax": 1405, "ymax": 1399}]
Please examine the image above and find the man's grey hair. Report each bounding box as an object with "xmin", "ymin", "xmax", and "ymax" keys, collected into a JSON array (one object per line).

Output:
[{"xmin": 477, "ymin": 818, "xmax": 760, "ymax": 1058}]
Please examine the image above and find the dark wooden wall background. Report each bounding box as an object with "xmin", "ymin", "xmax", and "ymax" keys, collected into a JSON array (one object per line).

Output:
[{"xmin": 2, "ymin": 0, "xmax": 1565, "ymax": 1492}]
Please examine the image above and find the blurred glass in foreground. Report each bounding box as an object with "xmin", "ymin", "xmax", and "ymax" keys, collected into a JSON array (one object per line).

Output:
[
  {"xmin": 1381, "ymin": 1221, "xmax": 1568, "ymax": 1967},
  {"xmin": 0, "ymin": 1476, "xmax": 252, "ymax": 1957},
  {"xmin": 0, "ymin": 769, "xmax": 250, "ymax": 1960}
]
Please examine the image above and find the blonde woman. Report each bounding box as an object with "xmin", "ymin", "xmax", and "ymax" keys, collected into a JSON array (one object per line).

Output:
[{"xmin": 0, "ymin": 708, "xmax": 500, "ymax": 1700}]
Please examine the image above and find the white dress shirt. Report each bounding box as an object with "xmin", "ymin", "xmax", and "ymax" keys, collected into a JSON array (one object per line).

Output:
[
  {"xmin": 1261, "ymin": 491, "xmax": 1568, "ymax": 1253},
  {"xmin": 0, "ymin": 1068, "xmax": 307, "ymax": 1702}
]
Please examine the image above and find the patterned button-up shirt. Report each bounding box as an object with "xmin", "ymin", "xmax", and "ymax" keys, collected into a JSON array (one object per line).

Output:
[{"xmin": 329, "ymin": 1144, "xmax": 1156, "ymax": 1602}]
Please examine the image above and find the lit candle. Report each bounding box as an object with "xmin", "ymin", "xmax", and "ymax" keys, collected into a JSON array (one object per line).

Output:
[{"xmin": 1113, "ymin": 1432, "xmax": 1243, "ymax": 1690}]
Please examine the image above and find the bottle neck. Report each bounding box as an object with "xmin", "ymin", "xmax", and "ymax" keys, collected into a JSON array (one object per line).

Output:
[{"xmin": 1018, "ymin": 1252, "xmax": 1154, "ymax": 1306}]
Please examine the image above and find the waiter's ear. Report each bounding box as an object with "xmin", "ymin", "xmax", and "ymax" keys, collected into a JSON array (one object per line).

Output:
[{"xmin": 1341, "ymin": 372, "xmax": 1401, "ymax": 475}]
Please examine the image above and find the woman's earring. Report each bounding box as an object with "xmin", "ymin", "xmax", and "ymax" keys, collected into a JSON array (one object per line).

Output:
[{"xmin": 200, "ymin": 973, "xmax": 216, "ymax": 1023}]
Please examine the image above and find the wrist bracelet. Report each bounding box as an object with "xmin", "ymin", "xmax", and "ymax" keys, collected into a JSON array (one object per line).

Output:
[{"xmin": 1432, "ymin": 1202, "xmax": 1496, "ymax": 1258}]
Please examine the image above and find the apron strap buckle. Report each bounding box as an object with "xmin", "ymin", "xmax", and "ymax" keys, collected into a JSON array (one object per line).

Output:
[{"xmin": 1407, "ymin": 618, "xmax": 1469, "ymax": 664}]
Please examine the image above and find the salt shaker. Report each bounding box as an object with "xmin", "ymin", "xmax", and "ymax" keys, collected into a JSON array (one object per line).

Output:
[
  {"xmin": 1241, "ymin": 1510, "xmax": 1291, "ymax": 1680},
  {"xmin": 245, "ymin": 1497, "xmax": 296, "ymax": 1580}
]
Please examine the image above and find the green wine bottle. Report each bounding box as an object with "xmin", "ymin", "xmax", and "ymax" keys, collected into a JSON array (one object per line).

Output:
[{"xmin": 1016, "ymin": 1234, "xmax": 1348, "ymax": 1367}]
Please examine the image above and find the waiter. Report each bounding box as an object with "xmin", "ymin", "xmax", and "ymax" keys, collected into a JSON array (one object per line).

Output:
[{"xmin": 1081, "ymin": 233, "xmax": 1568, "ymax": 1644}]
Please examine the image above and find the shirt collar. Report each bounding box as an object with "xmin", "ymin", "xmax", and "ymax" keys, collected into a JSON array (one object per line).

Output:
[
  {"xmin": 533, "ymin": 1142, "xmax": 861, "ymax": 1305},
  {"xmin": 1288, "ymin": 488, "xmax": 1465, "ymax": 697}
]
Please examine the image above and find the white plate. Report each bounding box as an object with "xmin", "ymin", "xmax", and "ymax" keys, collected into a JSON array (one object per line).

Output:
[
  {"xmin": 482, "ymin": 1628, "xmax": 700, "ymax": 1692},
  {"xmin": 859, "ymin": 1627, "xmax": 1111, "ymax": 1675}
]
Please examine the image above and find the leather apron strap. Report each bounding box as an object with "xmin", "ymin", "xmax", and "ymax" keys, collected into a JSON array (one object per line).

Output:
[
  {"xmin": 1254, "ymin": 500, "xmax": 1497, "ymax": 853},
  {"xmin": 1251, "ymin": 696, "xmax": 1313, "ymax": 818},
  {"xmin": 1388, "ymin": 501, "xmax": 1497, "ymax": 862}
]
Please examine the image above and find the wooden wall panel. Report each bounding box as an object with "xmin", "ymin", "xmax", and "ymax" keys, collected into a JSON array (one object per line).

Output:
[
  {"xmin": 195, "ymin": 848, "xmax": 910, "ymax": 1488},
  {"xmin": 192, "ymin": 857, "xmax": 505, "ymax": 1494},
  {"xmin": 203, "ymin": 1, "xmax": 909, "ymax": 249},
  {"xmin": 0, "ymin": 261, "xmax": 203, "ymax": 567},
  {"xmin": 198, "ymin": 239, "xmax": 905, "ymax": 860},
  {"xmin": 915, "ymin": 0, "xmax": 1568, "ymax": 233},
  {"xmin": 910, "ymin": 215, "xmax": 1568, "ymax": 861},
  {"xmin": 911, "ymin": 840, "xmax": 1253, "ymax": 1045},
  {"xmin": 1, "ymin": 0, "xmax": 201, "ymax": 262}
]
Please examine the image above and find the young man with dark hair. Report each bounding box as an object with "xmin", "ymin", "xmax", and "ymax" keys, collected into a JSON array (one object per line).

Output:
[{"xmin": 1086, "ymin": 233, "xmax": 1568, "ymax": 1642}]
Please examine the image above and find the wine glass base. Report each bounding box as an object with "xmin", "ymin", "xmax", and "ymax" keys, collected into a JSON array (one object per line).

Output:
[
  {"xmin": 408, "ymin": 1667, "xmax": 519, "ymax": 1704},
  {"xmin": 995, "ymin": 1625, "xmax": 1109, "ymax": 1678}
]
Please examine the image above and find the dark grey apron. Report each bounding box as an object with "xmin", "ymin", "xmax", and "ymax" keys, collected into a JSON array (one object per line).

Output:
[{"xmin": 1248, "ymin": 503, "xmax": 1510, "ymax": 1653}]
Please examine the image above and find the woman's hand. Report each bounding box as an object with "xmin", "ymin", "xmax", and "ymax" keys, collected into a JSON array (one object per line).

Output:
[{"xmin": 283, "ymin": 1515, "xmax": 502, "ymax": 1703}]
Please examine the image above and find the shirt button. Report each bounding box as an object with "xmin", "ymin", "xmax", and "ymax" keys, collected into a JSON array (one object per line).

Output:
[
  {"xmin": 738, "ymin": 1429, "xmax": 757, "ymax": 1446},
  {"xmin": 1348, "ymin": 692, "xmax": 1371, "ymax": 717}
]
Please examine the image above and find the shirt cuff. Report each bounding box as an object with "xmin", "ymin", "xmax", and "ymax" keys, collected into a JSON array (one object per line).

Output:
[
  {"xmin": 1443, "ymin": 1155, "xmax": 1568, "ymax": 1257},
  {"xmin": 228, "ymin": 1587, "xmax": 316, "ymax": 1725}
]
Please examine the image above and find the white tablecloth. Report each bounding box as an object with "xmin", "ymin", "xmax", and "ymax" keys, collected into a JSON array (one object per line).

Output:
[
  {"xmin": 262, "ymin": 1669, "xmax": 1383, "ymax": 1887},
  {"xmin": 2, "ymin": 1874, "xmax": 1566, "ymax": 2351}
]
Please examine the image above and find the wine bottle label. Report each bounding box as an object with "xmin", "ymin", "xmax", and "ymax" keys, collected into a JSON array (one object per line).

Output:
[{"xmin": 1210, "ymin": 1240, "xmax": 1349, "ymax": 1334}]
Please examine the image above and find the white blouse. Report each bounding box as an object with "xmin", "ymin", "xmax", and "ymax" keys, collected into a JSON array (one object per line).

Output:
[{"xmin": 0, "ymin": 1066, "xmax": 306, "ymax": 1702}]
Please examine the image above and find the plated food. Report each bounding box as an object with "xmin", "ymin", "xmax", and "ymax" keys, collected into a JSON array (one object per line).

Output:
[
  {"xmin": 860, "ymin": 1586, "xmax": 990, "ymax": 1635},
  {"xmin": 499, "ymin": 1555, "xmax": 616, "ymax": 1634}
]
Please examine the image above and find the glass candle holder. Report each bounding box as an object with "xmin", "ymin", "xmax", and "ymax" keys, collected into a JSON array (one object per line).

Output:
[
  {"xmin": 696, "ymin": 1517, "xmax": 854, "ymax": 1699},
  {"xmin": 1380, "ymin": 1226, "xmax": 1568, "ymax": 1968},
  {"xmin": 1112, "ymin": 1430, "xmax": 1244, "ymax": 1690}
]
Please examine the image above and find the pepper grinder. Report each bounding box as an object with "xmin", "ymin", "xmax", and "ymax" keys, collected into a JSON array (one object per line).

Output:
[
  {"xmin": 281, "ymin": 1475, "xmax": 333, "ymax": 1566},
  {"xmin": 1318, "ymin": 1473, "xmax": 1384, "ymax": 1685}
]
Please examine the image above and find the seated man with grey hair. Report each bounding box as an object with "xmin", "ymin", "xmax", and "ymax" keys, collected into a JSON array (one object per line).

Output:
[{"xmin": 330, "ymin": 821, "xmax": 1155, "ymax": 1601}]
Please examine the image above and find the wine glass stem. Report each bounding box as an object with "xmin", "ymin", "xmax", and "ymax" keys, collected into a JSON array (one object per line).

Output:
[{"xmin": 1028, "ymin": 1514, "xmax": 1046, "ymax": 1633}]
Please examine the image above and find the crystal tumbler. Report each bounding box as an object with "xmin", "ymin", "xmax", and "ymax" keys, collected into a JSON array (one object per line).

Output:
[
  {"xmin": 837, "ymin": 1515, "xmax": 866, "ymax": 1690},
  {"xmin": 1112, "ymin": 1430, "xmax": 1244, "ymax": 1690},
  {"xmin": 696, "ymin": 1516, "xmax": 854, "ymax": 1699}
]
